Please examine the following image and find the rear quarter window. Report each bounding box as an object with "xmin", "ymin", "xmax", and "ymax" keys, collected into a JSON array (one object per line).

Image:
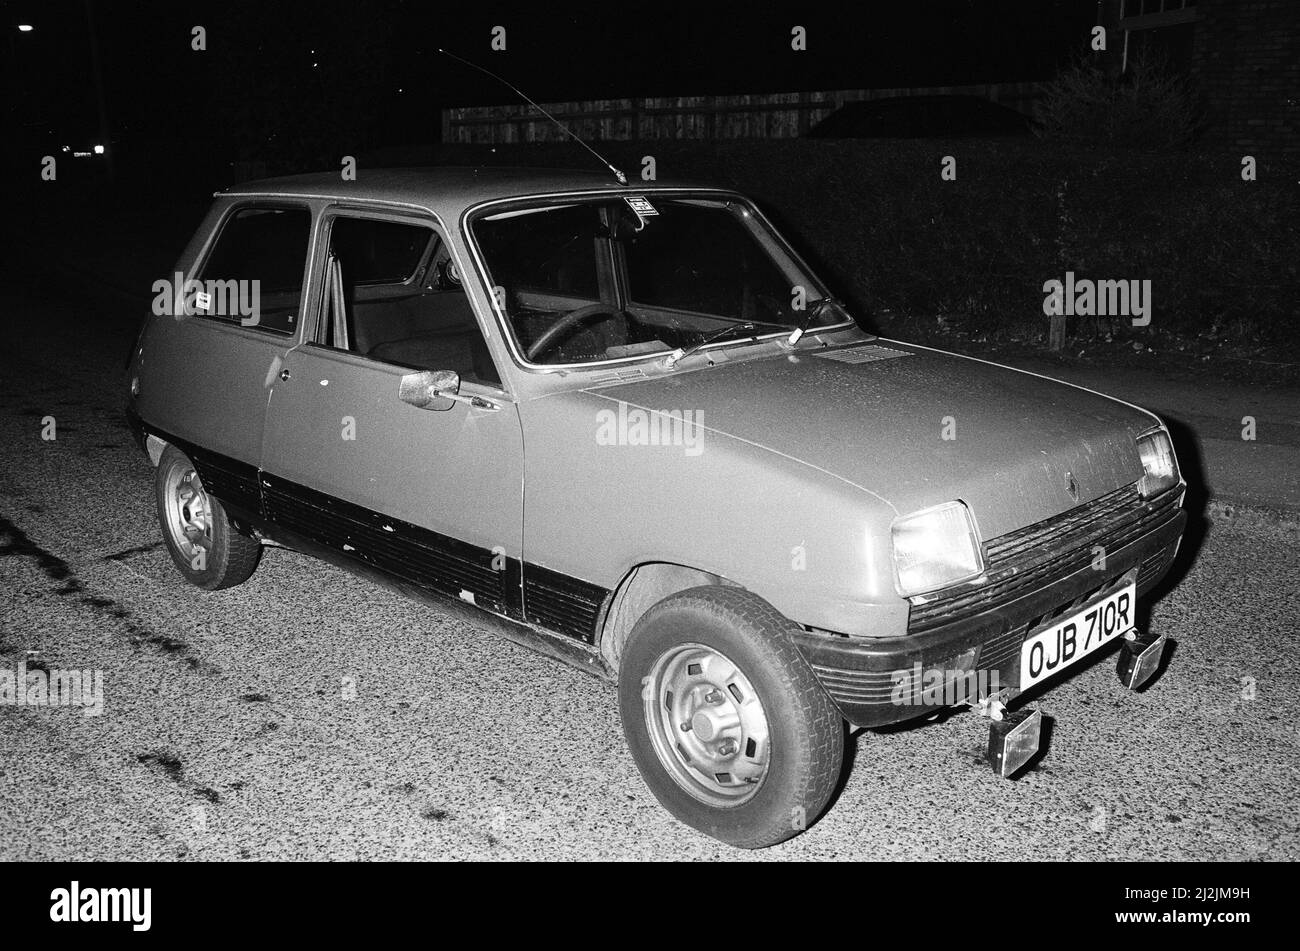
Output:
[{"xmin": 195, "ymin": 206, "xmax": 312, "ymax": 334}]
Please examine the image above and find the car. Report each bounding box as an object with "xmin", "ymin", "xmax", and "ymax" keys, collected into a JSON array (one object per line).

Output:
[{"xmin": 125, "ymin": 166, "xmax": 1187, "ymax": 848}]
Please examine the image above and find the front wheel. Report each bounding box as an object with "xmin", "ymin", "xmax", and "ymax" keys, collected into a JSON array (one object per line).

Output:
[{"xmin": 618, "ymin": 585, "xmax": 845, "ymax": 848}]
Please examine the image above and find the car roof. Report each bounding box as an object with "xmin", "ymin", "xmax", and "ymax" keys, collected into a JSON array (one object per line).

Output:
[{"xmin": 218, "ymin": 166, "xmax": 714, "ymax": 218}]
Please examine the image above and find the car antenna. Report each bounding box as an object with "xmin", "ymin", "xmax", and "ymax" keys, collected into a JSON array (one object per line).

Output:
[{"xmin": 436, "ymin": 47, "xmax": 628, "ymax": 186}]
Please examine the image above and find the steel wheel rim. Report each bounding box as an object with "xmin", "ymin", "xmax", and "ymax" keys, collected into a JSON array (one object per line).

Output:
[
  {"xmin": 642, "ymin": 642, "xmax": 771, "ymax": 807},
  {"xmin": 162, "ymin": 465, "xmax": 213, "ymax": 563}
]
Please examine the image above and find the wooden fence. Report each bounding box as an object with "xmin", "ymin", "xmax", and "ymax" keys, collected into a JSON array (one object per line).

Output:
[{"xmin": 442, "ymin": 82, "xmax": 1046, "ymax": 143}]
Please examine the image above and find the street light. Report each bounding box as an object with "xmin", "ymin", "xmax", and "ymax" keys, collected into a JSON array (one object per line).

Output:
[{"xmin": 17, "ymin": 25, "xmax": 34, "ymax": 32}]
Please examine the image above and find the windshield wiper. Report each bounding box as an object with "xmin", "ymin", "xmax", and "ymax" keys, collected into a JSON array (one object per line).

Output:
[
  {"xmin": 662, "ymin": 316, "xmax": 792, "ymax": 369},
  {"xmin": 787, "ymin": 297, "xmax": 846, "ymax": 345}
]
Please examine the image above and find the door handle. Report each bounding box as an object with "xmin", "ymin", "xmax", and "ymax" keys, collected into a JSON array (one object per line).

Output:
[
  {"xmin": 279, "ymin": 368, "xmax": 291, "ymax": 382},
  {"xmin": 437, "ymin": 390, "xmax": 501, "ymax": 411}
]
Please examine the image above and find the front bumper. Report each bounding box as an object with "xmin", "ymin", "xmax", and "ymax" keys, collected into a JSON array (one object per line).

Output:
[{"xmin": 792, "ymin": 486, "xmax": 1186, "ymax": 728}]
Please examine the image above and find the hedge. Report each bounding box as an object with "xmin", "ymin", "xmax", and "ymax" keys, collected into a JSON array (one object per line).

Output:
[{"xmin": 414, "ymin": 138, "xmax": 1298, "ymax": 346}]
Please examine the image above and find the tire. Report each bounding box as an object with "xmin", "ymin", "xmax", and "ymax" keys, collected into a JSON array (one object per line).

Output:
[
  {"xmin": 618, "ymin": 585, "xmax": 845, "ymax": 848},
  {"xmin": 155, "ymin": 444, "xmax": 261, "ymax": 590}
]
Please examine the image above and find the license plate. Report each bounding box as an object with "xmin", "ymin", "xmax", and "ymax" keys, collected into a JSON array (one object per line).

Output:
[{"xmin": 1019, "ymin": 584, "xmax": 1135, "ymax": 689}]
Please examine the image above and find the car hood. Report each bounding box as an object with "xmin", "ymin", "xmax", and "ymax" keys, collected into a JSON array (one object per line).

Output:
[{"xmin": 578, "ymin": 341, "xmax": 1158, "ymax": 539}]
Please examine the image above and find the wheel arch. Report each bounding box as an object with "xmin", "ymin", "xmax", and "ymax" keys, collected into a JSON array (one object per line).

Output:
[{"xmin": 597, "ymin": 561, "xmax": 741, "ymax": 670}]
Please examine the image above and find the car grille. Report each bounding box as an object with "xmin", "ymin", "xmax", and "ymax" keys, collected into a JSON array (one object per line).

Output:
[{"xmin": 907, "ymin": 483, "xmax": 1180, "ymax": 634}]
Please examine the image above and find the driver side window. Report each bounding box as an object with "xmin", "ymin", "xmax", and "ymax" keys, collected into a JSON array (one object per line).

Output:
[{"xmin": 315, "ymin": 215, "xmax": 501, "ymax": 387}]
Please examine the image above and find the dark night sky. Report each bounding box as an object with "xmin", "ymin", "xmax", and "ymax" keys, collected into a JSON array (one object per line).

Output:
[{"xmin": 6, "ymin": 0, "xmax": 1099, "ymax": 148}]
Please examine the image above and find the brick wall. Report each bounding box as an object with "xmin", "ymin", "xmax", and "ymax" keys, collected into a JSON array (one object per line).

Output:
[{"xmin": 1191, "ymin": 0, "xmax": 1300, "ymax": 169}]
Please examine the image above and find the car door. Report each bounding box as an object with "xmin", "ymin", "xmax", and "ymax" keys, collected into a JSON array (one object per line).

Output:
[
  {"xmin": 134, "ymin": 200, "xmax": 317, "ymax": 516},
  {"xmin": 257, "ymin": 207, "xmax": 525, "ymax": 618}
]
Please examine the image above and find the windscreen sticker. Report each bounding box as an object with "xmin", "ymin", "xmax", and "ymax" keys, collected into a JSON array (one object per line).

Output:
[{"xmin": 624, "ymin": 196, "xmax": 658, "ymax": 218}]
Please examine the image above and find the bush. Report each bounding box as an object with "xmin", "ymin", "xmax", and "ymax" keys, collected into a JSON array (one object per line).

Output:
[{"xmin": 1036, "ymin": 54, "xmax": 1200, "ymax": 151}]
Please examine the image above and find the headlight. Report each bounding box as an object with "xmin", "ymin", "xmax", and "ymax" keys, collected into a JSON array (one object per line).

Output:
[
  {"xmin": 1136, "ymin": 428, "xmax": 1179, "ymax": 498},
  {"xmin": 891, "ymin": 501, "xmax": 984, "ymax": 597}
]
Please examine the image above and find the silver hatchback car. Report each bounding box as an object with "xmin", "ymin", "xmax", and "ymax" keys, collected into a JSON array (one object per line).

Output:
[{"xmin": 126, "ymin": 167, "xmax": 1187, "ymax": 848}]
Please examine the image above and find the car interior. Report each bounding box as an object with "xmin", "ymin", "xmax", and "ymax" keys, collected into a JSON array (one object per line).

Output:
[
  {"xmin": 472, "ymin": 198, "xmax": 814, "ymax": 365},
  {"xmin": 318, "ymin": 216, "xmax": 501, "ymax": 387}
]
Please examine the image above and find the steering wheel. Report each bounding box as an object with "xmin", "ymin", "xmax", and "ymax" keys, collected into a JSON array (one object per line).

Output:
[{"xmin": 525, "ymin": 303, "xmax": 624, "ymax": 361}]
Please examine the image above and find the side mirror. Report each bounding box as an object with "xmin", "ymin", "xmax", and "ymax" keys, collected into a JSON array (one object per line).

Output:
[{"xmin": 398, "ymin": 369, "xmax": 460, "ymax": 411}]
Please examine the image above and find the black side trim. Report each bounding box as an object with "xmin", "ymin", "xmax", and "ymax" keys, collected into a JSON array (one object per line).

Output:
[
  {"xmin": 260, "ymin": 472, "xmax": 524, "ymax": 620},
  {"xmin": 255, "ymin": 518, "xmax": 611, "ymax": 680},
  {"xmin": 196, "ymin": 452, "xmax": 263, "ymax": 519},
  {"xmin": 523, "ymin": 564, "xmax": 610, "ymax": 645}
]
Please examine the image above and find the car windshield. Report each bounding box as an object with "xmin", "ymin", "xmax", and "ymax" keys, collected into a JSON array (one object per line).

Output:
[{"xmin": 469, "ymin": 194, "xmax": 848, "ymax": 366}]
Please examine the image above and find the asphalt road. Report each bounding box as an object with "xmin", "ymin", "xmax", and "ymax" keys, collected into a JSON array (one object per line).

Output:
[{"xmin": 1, "ymin": 286, "xmax": 1297, "ymax": 861}]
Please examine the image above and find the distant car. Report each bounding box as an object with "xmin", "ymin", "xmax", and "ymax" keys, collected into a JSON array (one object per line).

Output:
[
  {"xmin": 12, "ymin": 131, "xmax": 114, "ymax": 184},
  {"xmin": 808, "ymin": 95, "xmax": 1036, "ymax": 137},
  {"xmin": 125, "ymin": 167, "xmax": 1186, "ymax": 848}
]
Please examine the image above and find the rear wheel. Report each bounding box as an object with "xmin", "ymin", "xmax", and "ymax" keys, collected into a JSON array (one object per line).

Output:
[
  {"xmin": 155, "ymin": 445, "xmax": 261, "ymax": 590},
  {"xmin": 618, "ymin": 585, "xmax": 845, "ymax": 848}
]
